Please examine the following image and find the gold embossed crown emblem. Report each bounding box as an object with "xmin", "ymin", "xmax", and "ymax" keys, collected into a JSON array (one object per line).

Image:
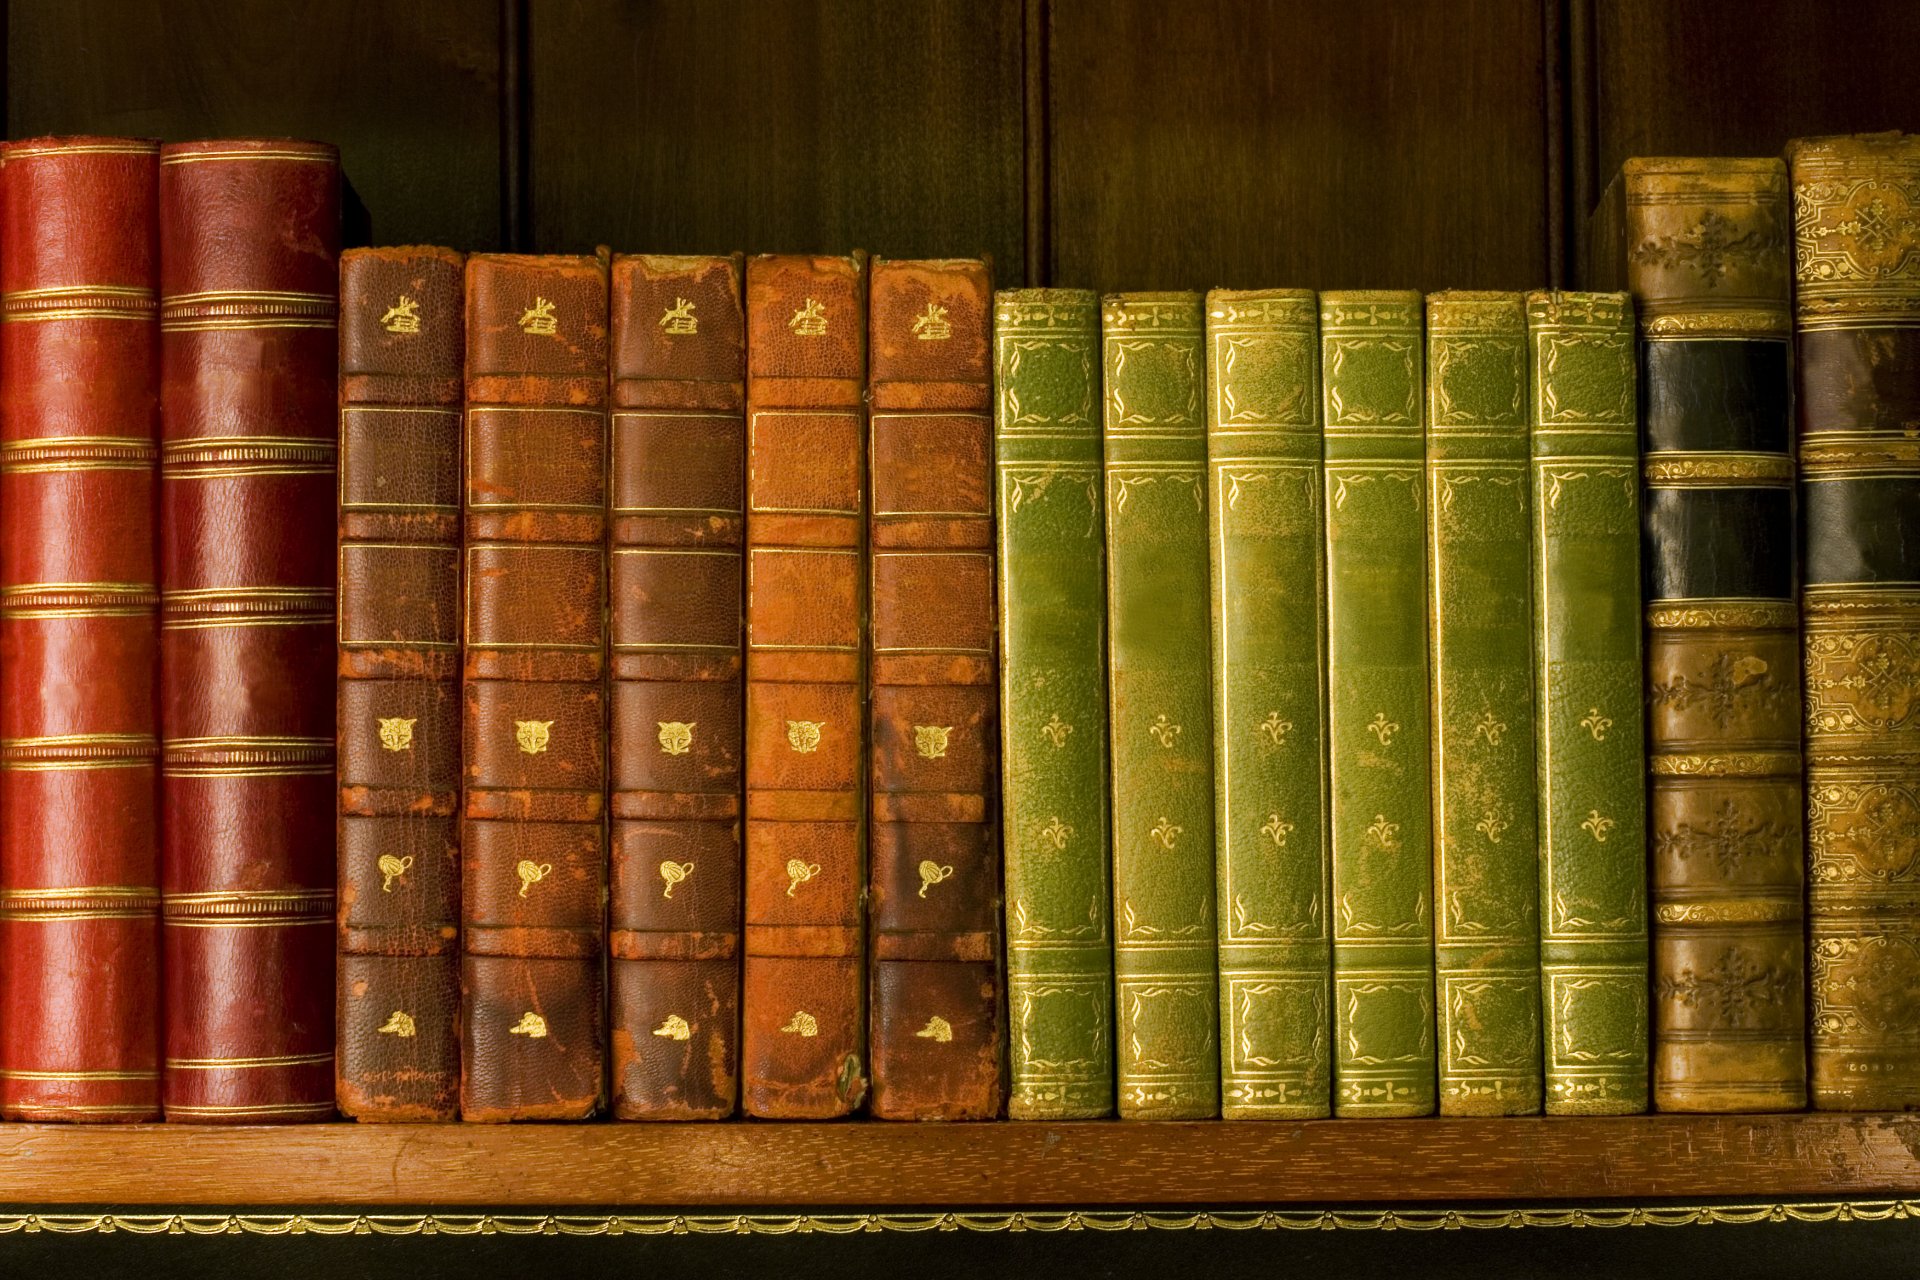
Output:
[
  {"xmin": 377, "ymin": 1010, "xmax": 416, "ymax": 1038},
  {"xmin": 789, "ymin": 296, "xmax": 828, "ymax": 336},
  {"xmin": 912, "ymin": 724, "xmax": 951, "ymax": 759},
  {"xmin": 377, "ymin": 716, "xmax": 416, "ymax": 752},
  {"xmin": 659, "ymin": 296, "xmax": 698, "ymax": 335},
  {"xmin": 657, "ymin": 720, "xmax": 695, "ymax": 756},
  {"xmin": 508, "ymin": 1011, "xmax": 548, "ymax": 1038},
  {"xmin": 518, "ymin": 296, "xmax": 558, "ymax": 336},
  {"xmin": 912, "ymin": 302, "xmax": 952, "ymax": 341},
  {"xmin": 514, "ymin": 719, "xmax": 552, "ymax": 755},
  {"xmin": 786, "ymin": 719, "xmax": 823, "ymax": 753},
  {"xmin": 380, "ymin": 295, "xmax": 421, "ymax": 334}
]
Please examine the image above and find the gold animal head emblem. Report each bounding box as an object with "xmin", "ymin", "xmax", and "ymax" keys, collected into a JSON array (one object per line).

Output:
[
  {"xmin": 377, "ymin": 854, "xmax": 413, "ymax": 893},
  {"xmin": 380, "ymin": 295, "xmax": 421, "ymax": 334},
  {"xmin": 786, "ymin": 858, "xmax": 822, "ymax": 897},
  {"xmin": 515, "ymin": 719, "xmax": 552, "ymax": 755},
  {"xmin": 659, "ymin": 297, "xmax": 698, "ymax": 335},
  {"xmin": 914, "ymin": 1016, "xmax": 954, "ymax": 1043},
  {"xmin": 508, "ymin": 1011, "xmax": 548, "ymax": 1038},
  {"xmin": 917, "ymin": 860, "xmax": 954, "ymax": 898},
  {"xmin": 786, "ymin": 719, "xmax": 824, "ymax": 753},
  {"xmin": 780, "ymin": 1010, "xmax": 819, "ymax": 1037},
  {"xmin": 516, "ymin": 860, "xmax": 552, "ymax": 897},
  {"xmin": 377, "ymin": 1010, "xmax": 416, "ymax": 1038},
  {"xmin": 659, "ymin": 859, "xmax": 694, "ymax": 898},
  {"xmin": 913, "ymin": 724, "xmax": 952, "ymax": 759},
  {"xmin": 377, "ymin": 716, "xmax": 416, "ymax": 752},
  {"xmin": 789, "ymin": 297, "xmax": 828, "ymax": 336},
  {"xmin": 653, "ymin": 1014, "xmax": 692, "ymax": 1041},
  {"xmin": 518, "ymin": 296, "xmax": 558, "ymax": 336},
  {"xmin": 657, "ymin": 720, "xmax": 695, "ymax": 756}
]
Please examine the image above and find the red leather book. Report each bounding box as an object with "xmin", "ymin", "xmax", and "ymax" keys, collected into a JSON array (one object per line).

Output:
[
  {"xmin": 608, "ymin": 254, "xmax": 745, "ymax": 1119},
  {"xmin": 336, "ymin": 246, "xmax": 464, "ymax": 1120},
  {"xmin": 0, "ymin": 136, "xmax": 162, "ymax": 1122},
  {"xmin": 461, "ymin": 253, "xmax": 608, "ymax": 1121},
  {"xmin": 740, "ymin": 253, "xmax": 870, "ymax": 1118},
  {"xmin": 158, "ymin": 139, "xmax": 340, "ymax": 1122},
  {"xmin": 865, "ymin": 259, "xmax": 1002, "ymax": 1120}
]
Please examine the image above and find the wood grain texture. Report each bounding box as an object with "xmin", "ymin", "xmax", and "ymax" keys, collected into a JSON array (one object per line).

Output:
[
  {"xmin": 1047, "ymin": 0, "xmax": 1550, "ymax": 294},
  {"xmin": 526, "ymin": 0, "xmax": 1025, "ymax": 267}
]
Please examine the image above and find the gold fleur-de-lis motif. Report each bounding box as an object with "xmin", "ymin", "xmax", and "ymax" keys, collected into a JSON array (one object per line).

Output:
[
  {"xmin": 913, "ymin": 724, "xmax": 952, "ymax": 759},
  {"xmin": 659, "ymin": 297, "xmax": 697, "ymax": 335},
  {"xmin": 1582, "ymin": 809, "xmax": 1616, "ymax": 842},
  {"xmin": 518, "ymin": 296, "xmax": 557, "ymax": 336},
  {"xmin": 516, "ymin": 860, "xmax": 552, "ymax": 898},
  {"xmin": 1040, "ymin": 817, "xmax": 1073, "ymax": 850},
  {"xmin": 653, "ymin": 1014, "xmax": 691, "ymax": 1041},
  {"xmin": 657, "ymin": 721, "xmax": 695, "ymax": 756},
  {"xmin": 1149, "ymin": 817, "xmax": 1183, "ymax": 849},
  {"xmin": 780, "ymin": 1010, "xmax": 819, "ymax": 1037},
  {"xmin": 377, "ymin": 716, "xmax": 416, "ymax": 752},
  {"xmin": 380, "ymin": 295, "xmax": 421, "ymax": 334},
  {"xmin": 514, "ymin": 718, "xmax": 552, "ymax": 755},
  {"xmin": 911, "ymin": 302, "xmax": 952, "ymax": 341},
  {"xmin": 1148, "ymin": 713, "xmax": 1181, "ymax": 748},
  {"xmin": 914, "ymin": 1015, "xmax": 954, "ymax": 1042},
  {"xmin": 917, "ymin": 860, "xmax": 954, "ymax": 898},
  {"xmin": 1257, "ymin": 712, "xmax": 1292, "ymax": 746},
  {"xmin": 1261, "ymin": 813, "xmax": 1294, "ymax": 847},
  {"xmin": 1366, "ymin": 712, "xmax": 1399, "ymax": 746},
  {"xmin": 789, "ymin": 297, "xmax": 828, "ymax": 336},
  {"xmin": 786, "ymin": 719, "xmax": 824, "ymax": 753},
  {"xmin": 1580, "ymin": 707, "xmax": 1613, "ymax": 741},
  {"xmin": 1473, "ymin": 711, "xmax": 1507, "ymax": 747},
  {"xmin": 508, "ymin": 1012, "xmax": 548, "ymax": 1038},
  {"xmin": 659, "ymin": 860, "xmax": 694, "ymax": 898},
  {"xmin": 1476, "ymin": 811, "xmax": 1509, "ymax": 843},
  {"xmin": 377, "ymin": 854, "xmax": 413, "ymax": 893},
  {"xmin": 377, "ymin": 1010, "xmax": 416, "ymax": 1037},
  {"xmin": 1040, "ymin": 713, "xmax": 1073, "ymax": 748},
  {"xmin": 1366, "ymin": 813, "xmax": 1401, "ymax": 851},
  {"xmin": 786, "ymin": 858, "xmax": 822, "ymax": 897}
]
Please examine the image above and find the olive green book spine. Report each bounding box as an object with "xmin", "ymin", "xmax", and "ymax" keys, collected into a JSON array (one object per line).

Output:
[
  {"xmin": 1425, "ymin": 291, "xmax": 1543, "ymax": 1116},
  {"xmin": 1205, "ymin": 289, "xmax": 1330, "ymax": 1118},
  {"xmin": 1527, "ymin": 290, "xmax": 1649, "ymax": 1116},
  {"xmin": 1103, "ymin": 291, "xmax": 1219, "ymax": 1119},
  {"xmin": 1321, "ymin": 291, "xmax": 1436, "ymax": 1117},
  {"xmin": 994, "ymin": 289, "xmax": 1115, "ymax": 1119}
]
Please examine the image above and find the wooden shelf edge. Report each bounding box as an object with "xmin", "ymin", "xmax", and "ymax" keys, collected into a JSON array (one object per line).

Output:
[{"xmin": 0, "ymin": 1114, "xmax": 1917, "ymax": 1208}]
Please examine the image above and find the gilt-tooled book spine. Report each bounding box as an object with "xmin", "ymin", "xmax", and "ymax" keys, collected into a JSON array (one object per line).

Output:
[
  {"xmin": 158, "ymin": 139, "xmax": 340, "ymax": 1122},
  {"xmin": 607, "ymin": 253, "xmax": 744, "ymax": 1120},
  {"xmin": 1627, "ymin": 157, "xmax": 1805, "ymax": 1114},
  {"xmin": 1103, "ymin": 291, "xmax": 1218, "ymax": 1119},
  {"xmin": 0, "ymin": 136, "xmax": 162, "ymax": 1122},
  {"xmin": 1528, "ymin": 289, "xmax": 1648, "ymax": 1116},
  {"xmin": 336, "ymin": 246, "xmax": 465, "ymax": 1122},
  {"xmin": 1425, "ymin": 291, "xmax": 1542, "ymax": 1116},
  {"xmin": 461, "ymin": 254, "xmax": 608, "ymax": 1121},
  {"xmin": 740, "ymin": 254, "xmax": 870, "ymax": 1119},
  {"xmin": 1205, "ymin": 289, "xmax": 1330, "ymax": 1119},
  {"xmin": 1789, "ymin": 132, "xmax": 1920, "ymax": 1110},
  {"xmin": 867, "ymin": 259, "xmax": 1002, "ymax": 1120},
  {"xmin": 1321, "ymin": 291, "xmax": 1435, "ymax": 1118},
  {"xmin": 994, "ymin": 289, "xmax": 1114, "ymax": 1120}
]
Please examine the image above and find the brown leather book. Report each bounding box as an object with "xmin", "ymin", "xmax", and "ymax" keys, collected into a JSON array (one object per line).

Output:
[
  {"xmin": 607, "ymin": 254, "xmax": 745, "ymax": 1119},
  {"xmin": 0, "ymin": 136, "xmax": 162, "ymax": 1122},
  {"xmin": 336, "ymin": 246, "xmax": 465, "ymax": 1121},
  {"xmin": 865, "ymin": 258, "xmax": 1002, "ymax": 1120},
  {"xmin": 461, "ymin": 253, "xmax": 609, "ymax": 1121},
  {"xmin": 740, "ymin": 253, "xmax": 870, "ymax": 1118},
  {"xmin": 158, "ymin": 139, "xmax": 340, "ymax": 1122}
]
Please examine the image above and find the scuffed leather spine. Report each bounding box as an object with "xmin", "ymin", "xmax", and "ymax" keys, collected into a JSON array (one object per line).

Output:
[{"xmin": 0, "ymin": 136, "xmax": 162, "ymax": 1121}]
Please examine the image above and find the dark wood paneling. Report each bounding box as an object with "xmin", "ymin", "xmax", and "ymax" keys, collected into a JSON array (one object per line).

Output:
[
  {"xmin": 1048, "ymin": 0, "xmax": 1551, "ymax": 295},
  {"xmin": 527, "ymin": 0, "xmax": 1026, "ymax": 268},
  {"xmin": 6, "ymin": 0, "xmax": 503, "ymax": 249}
]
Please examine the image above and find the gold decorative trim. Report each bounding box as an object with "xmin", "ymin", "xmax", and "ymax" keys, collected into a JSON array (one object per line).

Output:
[
  {"xmin": 0, "ymin": 1067, "xmax": 157, "ymax": 1081},
  {"xmin": 159, "ymin": 147, "xmax": 333, "ymax": 165},
  {"xmin": 1655, "ymin": 900, "xmax": 1801, "ymax": 925},
  {"xmin": 1640, "ymin": 310, "xmax": 1790, "ymax": 338},
  {"xmin": 159, "ymin": 290, "xmax": 336, "ymax": 333},
  {"xmin": 1646, "ymin": 600, "xmax": 1798, "ymax": 630},
  {"xmin": 1642, "ymin": 451, "xmax": 1793, "ymax": 487},
  {"xmin": 166, "ymin": 1052, "xmax": 333, "ymax": 1071},
  {"xmin": 1651, "ymin": 751, "xmax": 1802, "ymax": 777},
  {"xmin": 5, "ymin": 142, "xmax": 160, "ymax": 160}
]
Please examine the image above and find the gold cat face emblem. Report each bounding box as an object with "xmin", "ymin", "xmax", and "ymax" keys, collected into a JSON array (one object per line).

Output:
[
  {"xmin": 515, "ymin": 719, "xmax": 552, "ymax": 755},
  {"xmin": 377, "ymin": 716, "xmax": 416, "ymax": 752},
  {"xmin": 658, "ymin": 721, "xmax": 695, "ymax": 756},
  {"xmin": 913, "ymin": 724, "xmax": 952, "ymax": 759},
  {"xmin": 786, "ymin": 719, "xmax": 823, "ymax": 753}
]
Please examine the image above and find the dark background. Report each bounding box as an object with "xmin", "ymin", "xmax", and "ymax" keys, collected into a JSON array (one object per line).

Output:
[{"xmin": 7, "ymin": 0, "xmax": 1920, "ymax": 1273}]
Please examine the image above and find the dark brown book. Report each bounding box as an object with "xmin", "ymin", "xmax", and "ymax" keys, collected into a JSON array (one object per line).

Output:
[
  {"xmin": 608, "ymin": 254, "xmax": 746, "ymax": 1119},
  {"xmin": 865, "ymin": 258, "xmax": 1002, "ymax": 1120}
]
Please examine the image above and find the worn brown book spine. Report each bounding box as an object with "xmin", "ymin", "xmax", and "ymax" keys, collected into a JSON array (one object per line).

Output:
[
  {"xmin": 608, "ymin": 254, "xmax": 745, "ymax": 1120},
  {"xmin": 460, "ymin": 254, "xmax": 608, "ymax": 1121},
  {"xmin": 866, "ymin": 258, "xmax": 1002, "ymax": 1121},
  {"xmin": 740, "ymin": 253, "xmax": 870, "ymax": 1118}
]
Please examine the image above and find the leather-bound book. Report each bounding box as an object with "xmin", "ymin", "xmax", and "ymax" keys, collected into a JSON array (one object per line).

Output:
[
  {"xmin": 158, "ymin": 139, "xmax": 340, "ymax": 1122},
  {"xmin": 866, "ymin": 258, "xmax": 1001, "ymax": 1121},
  {"xmin": 1789, "ymin": 133, "xmax": 1920, "ymax": 1110},
  {"xmin": 461, "ymin": 253, "xmax": 608, "ymax": 1121},
  {"xmin": 741, "ymin": 254, "xmax": 869, "ymax": 1119},
  {"xmin": 1204, "ymin": 289, "xmax": 1331, "ymax": 1119},
  {"xmin": 0, "ymin": 136, "xmax": 161, "ymax": 1121},
  {"xmin": 336, "ymin": 246, "xmax": 465, "ymax": 1121},
  {"xmin": 1626, "ymin": 158, "xmax": 1805, "ymax": 1114},
  {"xmin": 994, "ymin": 289, "xmax": 1115, "ymax": 1120},
  {"xmin": 1103, "ymin": 292, "xmax": 1218, "ymax": 1119},
  {"xmin": 1424, "ymin": 292, "xmax": 1542, "ymax": 1116},
  {"xmin": 1527, "ymin": 290, "xmax": 1648, "ymax": 1115},
  {"xmin": 607, "ymin": 253, "xmax": 744, "ymax": 1120},
  {"xmin": 1320, "ymin": 292, "xmax": 1435, "ymax": 1118}
]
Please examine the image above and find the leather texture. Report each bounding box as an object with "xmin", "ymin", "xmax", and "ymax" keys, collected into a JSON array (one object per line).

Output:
[
  {"xmin": 1103, "ymin": 292, "xmax": 1218, "ymax": 1119},
  {"xmin": 993, "ymin": 289, "xmax": 1115, "ymax": 1120},
  {"xmin": 461, "ymin": 253, "xmax": 608, "ymax": 1121},
  {"xmin": 1528, "ymin": 290, "xmax": 1648, "ymax": 1116},
  {"xmin": 1627, "ymin": 156, "xmax": 1806, "ymax": 1115},
  {"xmin": 866, "ymin": 258, "xmax": 1001, "ymax": 1121},
  {"xmin": 1321, "ymin": 291, "xmax": 1435, "ymax": 1118},
  {"xmin": 1425, "ymin": 291, "xmax": 1543, "ymax": 1116},
  {"xmin": 740, "ymin": 254, "xmax": 869, "ymax": 1118},
  {"xmin": 607, "ymin": 253, "xmax": 744, "ymax": 1120},
  {"xmin": 1789, "ymin": 132, "xmax": 1920, "ymax": 1111},
  {"xmin": 1205, "ymin": 289, "xmax": 1331, "ymax": 1119},
  {"xmin": 0, "ymin": 136, "xmax": 162, "ymax": 1122},
  {"xmin": 336, "ymin": 245, "xmax": 465, "ymax": 1121}
]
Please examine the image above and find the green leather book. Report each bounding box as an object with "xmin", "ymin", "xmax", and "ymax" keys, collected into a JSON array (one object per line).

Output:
[
  {"xmin": 1425, "ymin": 292, "xmax": 1543, "ymax": 1115},
  {"xmin": 1321, "ymin": 291, "xmax": 1435, "ymax": 1117},
  {"xmin": 994, "ymin": 289, "xmax": 1115, "ymax": 1119},
  {"xmin": 1527, "ymin": 290, "xmax": 1648, "ymax": 1116},
  {"xmin": 1205, "ymin": 289, "xmax": 1330, "ymax": 1119},
  {"xmin": 1103, "ymin": 292, "xmax": 1219, "ymax": 1119}
]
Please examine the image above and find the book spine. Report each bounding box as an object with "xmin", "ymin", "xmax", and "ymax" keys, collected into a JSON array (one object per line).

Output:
[
  {"xmin": 1425, "ymin": 291, "xmax": 1543, "ymax": 1116},
  {"xmin": 0, "ymin": 136, "xmax": 162, "ymax": 1122},
  {"xmin": 460, "ymin": 254, "xmax": 608, "ymax": 1121},
  {"xmin": 994, "ymin": 289, "xmax": 1115, "ymax": 1120},
  {"xmin": 1205, "ymin": 289, "xmax": 1332, "ymax": 1119},
  {"xmin": 1528, "ymin": 289, "xmax": 1648, "ymax": 1116},
  {"xmin": 607, "ymin": 253, "xmax": 745, "ymax": 1120},
  {"xmin": 335, "ymin": 246, "xmax": 465, "ymax": 1121},
  {"xmin": 867, "ymin": 259, "xmax": 1001, "ymax": 1121},
  {"xmin": 1103, "ymin": 291, "xmax": 1219, "ymax": 1119},
  {"xmin": 157, "ymin": 139, "xmax": 340, "ymax": 1123},
  {"xmin": 1627, "ymin": 157, "xmax": 1806, "ymax": 1114},
  {"xmin": 740, "ymin": 254, "xmax": 870, "ymax": 1118},
  {"xmin": 1790, "ymin": 132, "xmax": 1920, "ymax": 1110},
  {"xmin": 1321, "ymin": 291, "xmax": 1436, "ymax": 1118}
]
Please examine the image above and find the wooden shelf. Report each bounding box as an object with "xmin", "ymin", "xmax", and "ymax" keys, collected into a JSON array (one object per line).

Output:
[{"xmin": 1, "ymin": 1115, "xmax": 1918, "ymax": 1207}]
